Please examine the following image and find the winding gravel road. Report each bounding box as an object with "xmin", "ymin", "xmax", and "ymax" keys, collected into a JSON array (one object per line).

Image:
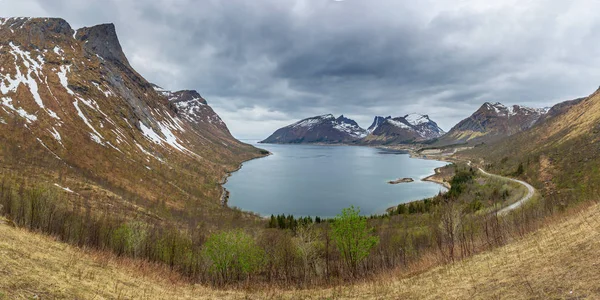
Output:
[
  {"xmin": 477, "ymin": 167, "xmax": 536, "ymax": 215},
  {"xmin": 464, "ymin": 160, "xmax": 536, "ymax": 215}
]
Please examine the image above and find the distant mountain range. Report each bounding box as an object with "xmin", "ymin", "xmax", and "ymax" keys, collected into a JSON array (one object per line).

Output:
[
  {"xmin": 261, "ymin": 113, "xmax": 445, "ymax": 144},
  {"xmin": 261, "ymin": 103, "xmax": 557, "ymax": 146}
]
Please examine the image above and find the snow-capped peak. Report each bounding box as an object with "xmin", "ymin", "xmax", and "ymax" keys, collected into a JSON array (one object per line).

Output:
[
  {"xmin": 287, "ymin": 114, "xmax": 366, "ymax": 137},
  {"xmin": 404, "ymin": 113, "xmax": 430, "ymax": 126}
]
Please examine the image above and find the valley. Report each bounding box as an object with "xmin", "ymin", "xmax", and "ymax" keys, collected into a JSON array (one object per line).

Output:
[{"xmin": 1, "ymin": 12, "xmax": 600, "ymax": 299}]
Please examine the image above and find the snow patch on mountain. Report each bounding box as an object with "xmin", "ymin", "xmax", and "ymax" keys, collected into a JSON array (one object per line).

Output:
[
  {"xmin": 334, "ymin": 121, "xmax": 368, "ymax": 138},
  {"xmin": 72, "ymin": 98, "xmax": 103, "ymax": 144},
  {"xmin": 404, "ymin": 114, "xmax": 429, "ymax": 126},
  {"xmin": 291, "ymin": 114, "xmax": 334, "ymax": 129},
  {"xmin": 387, "ymin": 119, "xmax": 411, "ymax": 129},
  {"xmin": 139, "ymin": 120, "xmax": 192, "ymax": 154},
  {"xmin": 0, "ymin": 96, "xmax": 37, "ymax": 123}
]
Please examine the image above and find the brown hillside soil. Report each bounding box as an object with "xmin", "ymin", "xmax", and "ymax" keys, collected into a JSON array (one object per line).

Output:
[
  {"xmin": 1, "ymin": 202, "xmax": 599, "ymax": 299},
  {"xmin": 422, "ymin": 165, "xmax": 454, "ymax": 189}
]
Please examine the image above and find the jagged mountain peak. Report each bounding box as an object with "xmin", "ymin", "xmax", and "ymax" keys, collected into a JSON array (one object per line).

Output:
[
  {"xmin": 361, "ymin": 113, "xmax": 444, "ymax": 145},
  {"xmin": 336, "ymin": 115, "xmax": 360, "ymax": 127},
  {"xmin": 368, "ymin": 116, "xmax": 391, "ymax": 133},
  {"xmin": 75, "ymin": 23, "xmax": 130, "ymax": 68}
]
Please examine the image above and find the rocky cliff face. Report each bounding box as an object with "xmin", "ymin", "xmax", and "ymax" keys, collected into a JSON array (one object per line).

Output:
[
  {"xmin": 76, "ymin": 23, "xmax": 132, "ymax": 68},
  {"xmin": 0, "ymin": 17, "xmax": 262, "ymax": 224},
  {"xmin": 361, "ymin": 114, "xmax": 445, "ymax": 145},
  {"xmin": 260, "ymin": 114, "xmax": 367, "ymax": 144},
  {"xmin": 436, "ymin": 102, "xmax": 549, "ymax": 145}
]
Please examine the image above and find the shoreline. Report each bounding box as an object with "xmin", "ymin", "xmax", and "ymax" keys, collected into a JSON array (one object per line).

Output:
[
  {"xmin": 219, "ymin": 150, "xmax": 273, "ymax": 207},
  {"xmin": 421, "ymin": 167, "xmax": 451, "ymax": 189}
]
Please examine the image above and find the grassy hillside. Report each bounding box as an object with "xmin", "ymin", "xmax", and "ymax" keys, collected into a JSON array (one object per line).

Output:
[
  {"xmin": 1, "ymin": 201, "xmax": 598, "ymax": 299},
  {"xmin": 462, "ymin": 87, "xmax": 600, "ymax": 207}
]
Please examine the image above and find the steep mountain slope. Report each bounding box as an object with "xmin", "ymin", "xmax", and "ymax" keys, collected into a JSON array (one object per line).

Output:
[
  {"xmin": 260, "ymin": 114, "xmax": 367, "ymax": 144},
  {"xmin": 360, "ymin": 114, "xmax": 445, "ymax": 145},
  {"xmin": 462, "ymin": 87, "xmax": 600, "ymax": 203},
  {"xmin": 0, "ymin": 17, "xmax": 263, "ymax": 226},
  {"xmin": 436, "ymin": 102, "xmax": 548, "ymax": 146}
]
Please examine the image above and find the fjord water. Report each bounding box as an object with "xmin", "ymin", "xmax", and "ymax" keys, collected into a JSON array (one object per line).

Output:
[{"xmin": 225, "ymin": 141, "xmax": 448, "ymax": 217}]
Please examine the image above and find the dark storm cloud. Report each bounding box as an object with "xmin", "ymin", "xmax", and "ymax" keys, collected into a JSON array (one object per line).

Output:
[{"xmin": 4, "ymin": 0, "xmax": 600, "ymax": 137}]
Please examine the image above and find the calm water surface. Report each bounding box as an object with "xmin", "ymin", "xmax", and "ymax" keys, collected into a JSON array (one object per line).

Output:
[{"xmin": 225, "ymin": 141, "xmax": 448, "ymax": 217}]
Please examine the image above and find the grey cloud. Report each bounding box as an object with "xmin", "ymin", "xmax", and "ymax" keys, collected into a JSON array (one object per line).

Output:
[{"xmin": 3, "ymin": 0, "xmax": 600, "ymax": 138}]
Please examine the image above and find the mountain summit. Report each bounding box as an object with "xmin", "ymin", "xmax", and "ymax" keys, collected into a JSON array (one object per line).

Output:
[{"xmin": 260, "ymin": 114, "xmax": 367, "ymax": 144}]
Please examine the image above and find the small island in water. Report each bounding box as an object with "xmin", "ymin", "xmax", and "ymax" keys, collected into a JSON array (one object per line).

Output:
[{"xmin": 388, "ymin": 177, "xmax": 414, "ymax": 184}]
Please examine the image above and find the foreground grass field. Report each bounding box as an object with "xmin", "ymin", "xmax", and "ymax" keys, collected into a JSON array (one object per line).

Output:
[{"xmin": 1, "ymin": 201, "xmax": 599, "ymax": 299}]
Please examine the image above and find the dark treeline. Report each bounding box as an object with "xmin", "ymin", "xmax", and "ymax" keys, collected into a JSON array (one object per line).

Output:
[
  {"xmin": 267, "ymin": 214, "xmax": 322, "ymax": 230},
  {"xmin": 0, "ymin": 163, "xmax": 582, "ymax": 288}
]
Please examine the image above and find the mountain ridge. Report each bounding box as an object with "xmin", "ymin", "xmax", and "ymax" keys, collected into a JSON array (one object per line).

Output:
[
  {"xmin": 261, "ymin": 113, "xmax": 445, "ymax": 145},
  {"xmin": 434, "ymin": 101, "xmax": 550, "ymax": 146}
]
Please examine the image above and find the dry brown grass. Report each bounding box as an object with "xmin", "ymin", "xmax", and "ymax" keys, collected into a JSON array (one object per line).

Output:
[{"xmin": 1, "ymin": 202, "xmax": 600, "ymax": 299}]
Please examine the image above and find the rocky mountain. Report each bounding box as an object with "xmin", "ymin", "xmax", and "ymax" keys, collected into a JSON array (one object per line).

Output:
[
  {"xmin": 361, "ymin": 114, "xmax": 445, "ymax": 145},
  {"xmin": 436, "ymin": 102, "xmax": 549, "ymax": 145},
  {"xmin": 260, "ymin": 114, "xmax": 367, "ymax": 144},
  {"xmin": 367, "ymin": 116, "xmax": 391, "ymax": 133},
  {"xmin": 0, "ymin": 17, "xmax": 263, "ymax": 226}
]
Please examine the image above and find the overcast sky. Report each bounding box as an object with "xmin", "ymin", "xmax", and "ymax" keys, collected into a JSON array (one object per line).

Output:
[{"xmin": 3, "ymin": 0, "xmax": 600, "ymax": 139}]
